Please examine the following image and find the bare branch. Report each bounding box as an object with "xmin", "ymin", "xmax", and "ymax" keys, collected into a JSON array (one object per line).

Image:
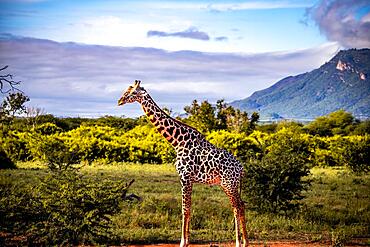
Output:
[
  {"xmin": 0, "ymin": 65, "xmax": 9, "ymax": 71},
  {"xmin": 0, "ymin": 65, "xmax": 22, "ymax": 93},
  {"xmin": 26, "ymin": 106, "xmax": 46, "ymax": 128}
]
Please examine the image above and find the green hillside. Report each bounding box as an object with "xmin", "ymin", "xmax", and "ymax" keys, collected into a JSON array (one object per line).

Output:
[{"xmin": 231, "ymin": 48, "xmax": 370, "ymax": 119}]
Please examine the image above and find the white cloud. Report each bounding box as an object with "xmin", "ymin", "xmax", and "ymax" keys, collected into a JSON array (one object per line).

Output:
[
  {"xmin": 307, "ymin": 0, "xmax": 370, "ymax": 48},
  {"xmin": 0, "ymin": 35, "xmax": 340, "ymax": 117},
  {"xmin": 74, "ymin": 16, "xmax": 158, "ymax": 47},
  {"xmin": 206, "ymin": 1, "xmax": 311, "ymax": 12},
  {"xmin": 65, "ymin": 16, "xmax": 229, "ymax": 52},
  {"xmin": 148, "ymin": 1, "xmax": 312, "ymax": 11}
]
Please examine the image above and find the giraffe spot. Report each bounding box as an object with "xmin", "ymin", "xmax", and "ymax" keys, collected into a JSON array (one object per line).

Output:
[
  {"xmin": 167, "ymin": 136, "xmax": 174, "ymax": 142},
  {"xmin": 173, "ymin": 128, "xmax": 179, "ymax": 138},
  {"xmin": 167, "ymin": 126, "xmax": 175, "ymax": 136}
]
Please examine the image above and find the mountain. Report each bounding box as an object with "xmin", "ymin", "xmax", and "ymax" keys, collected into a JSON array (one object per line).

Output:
[{"xmin": 231, "ymin": 48, "xmax": 370, "ymax": 120}]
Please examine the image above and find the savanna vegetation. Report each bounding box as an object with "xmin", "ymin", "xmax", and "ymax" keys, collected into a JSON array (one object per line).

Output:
[{"xmin": 0, "ymin": 72, "xmax": 369, "ymax": 245}]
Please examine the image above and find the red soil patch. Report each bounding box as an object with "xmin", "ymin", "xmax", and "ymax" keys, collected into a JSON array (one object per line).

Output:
[{"xmin": 129, "ymin": 239, "xmax": 368, "ymax": 247}]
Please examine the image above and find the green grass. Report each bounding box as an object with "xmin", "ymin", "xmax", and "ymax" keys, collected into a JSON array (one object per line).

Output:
[{"xmin": 1, "ymin": 162, "xmax": 369, "ymax": 245}]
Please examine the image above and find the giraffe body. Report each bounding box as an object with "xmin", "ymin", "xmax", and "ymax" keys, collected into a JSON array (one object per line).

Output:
[{"xmin": 118, "ymin": 80, "xmax": 248, "ymax": 247}]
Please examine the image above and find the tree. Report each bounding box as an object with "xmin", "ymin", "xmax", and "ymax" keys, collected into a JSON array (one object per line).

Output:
[
  {"xmin": 184, "ymin": 100, "xmax": 218, "ymax": 134},
  {"xmin": 0, "ymin": 66, "xmax": 28, "ymax": 169},
  {"xmin": 305, "ymin": 110, "xmax": 355, "ymax": 136},
  {"xmin": 0, "ymin": 92, "xmax": 30, "ymax": 123},
  {"xmin": 215, "ymin": 99, "xmax": 259, "ymax": 133},
  {"xmin": 184, "ymin": 99, "xmax": 259, "ymax": 134},
  {"xmin": 0, "ymin": 66, "xmax": 29, "ymax": 124},
  {"xmin": 351, "ymin": 119, "xmax": 370, "ymax": 135}
]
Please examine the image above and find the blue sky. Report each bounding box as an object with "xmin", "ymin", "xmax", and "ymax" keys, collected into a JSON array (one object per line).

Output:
[
  {"xmin": 1, "ymin": 0, "xmax": 324, "ymax": 52},
  {"xmin": 0, "ymin": 0, "xmax": 369, "ymax": 117}
]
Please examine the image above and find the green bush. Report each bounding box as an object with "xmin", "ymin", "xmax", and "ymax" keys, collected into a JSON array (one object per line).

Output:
[
  {"xmin": 0, "ymin": 130, "xmax": 31, "ymax": 162},
  {"xmin": 122, "ymin": 125, "xmax": 176, "ymax": 163},
  {"xmin": 337, "ymin": 135, "xmax": 370, "ymax": 174},
  {"xmin": 0, "ymin": 179, "xmax": 42, "ymax": 236},
  {"xmin": 310, "ymin": 135, "xmax": 369, "ymax": 173},
  {"xmin": 27, "ymin": 125, "xmax": 174, "ymax": 165},
  {"xmin": 207, "ymin": 130, "xmax": 262, "ymax": 162},
  {"xmin": 32, "ymin": 171, "xmax": 132, "ymax": 245},
  {"xmin": 33, "ymin": 122, "xmax": 63, "ymax": 135},
  {"xmin": 242, "ymin": 128, "xmax": 312, "ymax": 213},
  {"xmin": 0, "ymin": 170, "xmax": 134, "ymax": 245},
  {"xmin": 60, "ymin": 125, "xmax": 119, "ymax": 162},
  {"xmin": 305, "ymin": 110, "xmax": 355, "ymax": 136},
  {"xmin": 28, "ymin": 134, "xmax": 80, "ymax": 170}
]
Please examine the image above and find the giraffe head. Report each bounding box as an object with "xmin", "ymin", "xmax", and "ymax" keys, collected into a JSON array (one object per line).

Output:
[{"xmin": 118, "ymin": 80, "xmax": 146, "ymax": 106}]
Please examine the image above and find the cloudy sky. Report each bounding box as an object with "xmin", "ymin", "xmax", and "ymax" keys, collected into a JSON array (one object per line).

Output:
[{"xmin": 0, "ymin": 0, "xmax": 369, "ymax": 117}]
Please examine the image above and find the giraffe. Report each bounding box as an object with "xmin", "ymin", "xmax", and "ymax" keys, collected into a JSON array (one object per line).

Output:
[{"xmin": 118, "ymin": 80, "xmax": 248, "ymax": 247}]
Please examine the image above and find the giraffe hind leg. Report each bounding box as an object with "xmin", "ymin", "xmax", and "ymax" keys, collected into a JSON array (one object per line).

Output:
[{"xmin": 222, "ymin": 184, "xmax": 248, "ymax": 247}]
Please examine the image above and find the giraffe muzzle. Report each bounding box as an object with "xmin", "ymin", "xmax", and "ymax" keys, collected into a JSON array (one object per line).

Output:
[{"xmin": 118, "ymin": 98, "xmax": 125, "ymax": 106}]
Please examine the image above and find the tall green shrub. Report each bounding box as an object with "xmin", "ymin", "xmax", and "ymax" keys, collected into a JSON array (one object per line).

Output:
[
  {"xmin": 31, "ymin": 171, "xmax": 132, "ymax": 245},
  {"xmin": 0, "ymin": 130, "xmax": 31, "ymax": 162},
  {"xmin": 28, "ymin": 134, "xmax": 79, "ymax": 170},
  {"xmin": 242, "ymin": 128, "xmax": 312, "ymax": 213},
  {"xmin": 337, "ymin": 135, "xmax": 370, "ymax": 173}
]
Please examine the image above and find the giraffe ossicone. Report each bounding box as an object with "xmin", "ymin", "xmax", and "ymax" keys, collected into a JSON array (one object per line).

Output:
[{"xmin": 118, "ymin": 80, "xmax": 248, "ymax": 247}]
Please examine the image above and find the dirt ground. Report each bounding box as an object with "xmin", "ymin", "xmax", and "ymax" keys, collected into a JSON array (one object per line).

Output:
[
  {"xmin": 2, "ymin": 232, "xmax": 368, "ymax": 247},
  {"xmin": 128, "ymin": 239, "xmax": 368, "ymax": 247}
]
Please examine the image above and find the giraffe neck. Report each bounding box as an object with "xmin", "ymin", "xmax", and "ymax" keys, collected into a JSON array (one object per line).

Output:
[{"xmin": 140, "ymin": 93, "xmax": 199, "ymax": 149}]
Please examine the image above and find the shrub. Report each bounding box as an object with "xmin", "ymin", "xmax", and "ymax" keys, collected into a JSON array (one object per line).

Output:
[
  {"xmin": 310, "ymin": 136, "xmax": 342, "ymax": 167},
  {"xmin": 61, "ymin": 125, "xmax": 129, "ymax": 163},
  {"xmin": 0, "ymin": 179, "xmax": 42, "ymax": 236},
  {"xmin": 242, "ymin": 128, "xmax": 312, "ymax": 213},
  {"xmin": 28, "ymin": 134, "xmax": 80, "ymax": 170},
  {"xmin": 0, "ymin": 170, "xmax": 134, "ymax": 245},
  {"xmin": 31, "ymin": 171, "xmax": 133, "ymax": 245},
  {"xmin": 337, "ymin": 135, "xmax": 370, "ymax": 174},
  {"xmin": 351, "ymin": 119, "xmax": 370, "ymax": 135},
  {"xmin": 311, "ymin": 135, "xmax": 370, "ymax": 173},
  {"xmin": 121, "ymin": 125, "xmax": 175, "ymax": 163},
  {"xmin": 207, "ymin": 130, "xmax": 262, "ymax": 162},
  {"xmin": 0, "ymin": 130, "xmax": 31, "ymax": 162},
  {"xmin": 33, "ymin": 122, "xmax": 63, "ymax": 135}
]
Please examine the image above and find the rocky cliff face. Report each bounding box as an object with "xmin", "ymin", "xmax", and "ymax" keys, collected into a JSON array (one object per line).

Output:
[{"xmin": 231, "ymin": 48, "xmax": 370, "ymax": 120}]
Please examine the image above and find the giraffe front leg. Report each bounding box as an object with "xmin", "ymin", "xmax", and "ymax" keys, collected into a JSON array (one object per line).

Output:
[{"xmin": 180, "ymin": 180, "xmax": 192, "ymax": 247}]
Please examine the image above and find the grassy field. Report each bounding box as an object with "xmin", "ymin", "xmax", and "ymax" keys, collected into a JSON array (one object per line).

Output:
[{"xmin": 2, "ymin": 162, "xmax": 370, "ymax": 245}]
